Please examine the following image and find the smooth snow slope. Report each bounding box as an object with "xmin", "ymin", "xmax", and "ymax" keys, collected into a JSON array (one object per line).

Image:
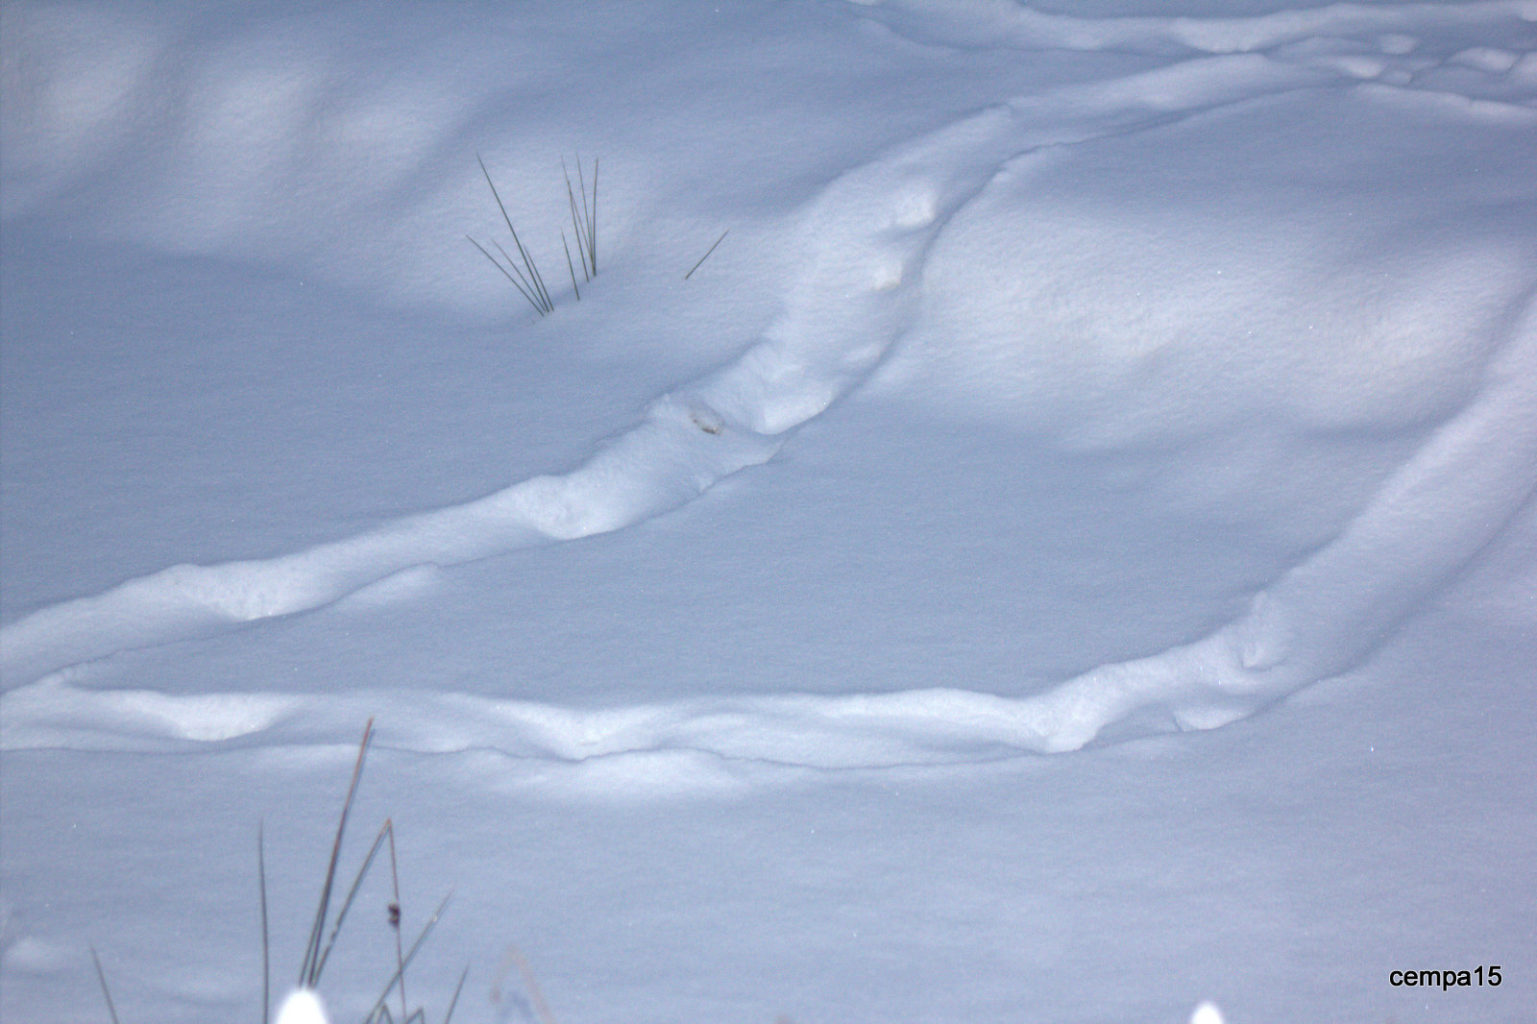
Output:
[{"xmin": 3, "ymin": 1, "xmax": 1536, "ymax": 1021}]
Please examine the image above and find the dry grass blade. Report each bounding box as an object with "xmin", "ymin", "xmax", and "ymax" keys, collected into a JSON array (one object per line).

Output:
[
  {"xmin": 561, "ymin": 232, "xmax": 581, "ymax": 300},
  {"xmin": 361, "ymin": 893, "xmax": 453, "ymax": 1023},
  {"xmin": 309, "ymin": 818, "xmax": 396, "ymax": 986},
  {"xmin": 562, "ymin": 160, "xmax": 589, "ymax": 285},
  {"xmin": 298, "ymin": 723, "xmax": 461, "ymax": 1024},
  {"xmin": 490, "ymin": 240, "xmax": 541, "ymax": 301},
  {"xmin": 586, "ymin": 157, "xmax": 598, "ymax": 274},
  {"xmin": 260, "ymin": 822, "xmax": 271, "ymax": 1024},
  {"xmin": 90, "ymin": 946, "xmax": 122, "ymax": 1024},
  {"xmin": 298, "ymin": 719, "xmax": 375, "ymax": 988},
  {"xmin": 468, "ymin": 235, "xmax": 546, "ymax": 316},
  {"xmin": 385, "ymin": 825, "xmax": 408, "ymax": 1024},
  {"xmin": 562, "ymin": 154, "xmax": 598, "ymax": 280},
  {"xmin": 684, "ymin": 229, "xmax": 729, "ymax": 280},
  {"xmin": 475, "ymin": 153, "xmax": 555, "ymax": 316},
  {"xmin": 441, "ymin": 967, "xmax": 469, "ymax": 1024}
]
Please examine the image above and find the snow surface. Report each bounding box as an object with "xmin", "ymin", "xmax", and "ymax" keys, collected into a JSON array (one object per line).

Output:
[{"xmin": 2, "ymin": 1, "xmax": 1535, "ymax": 1021}]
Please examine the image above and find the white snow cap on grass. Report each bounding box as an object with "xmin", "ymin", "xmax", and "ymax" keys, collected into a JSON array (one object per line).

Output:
[{"xmin": 275, "ymin": 988, "xmax": 329, "ymax": 1024}]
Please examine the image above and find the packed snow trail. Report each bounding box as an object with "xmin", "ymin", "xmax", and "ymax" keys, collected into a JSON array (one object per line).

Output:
[
  {"xmin": 5, "ymin": 3, "xmax": 1537, "ymax": 762},
  {"xmin": 4, "ymin": 263, "xmax": 1534, "ymax": 772},
  {"xmin": 0, "ymin": 53, "xmax": 1328, "ymax": 683},
  {"xmin": 5, "ymin": 280, "xmax": 1533, "ymax": 768}
]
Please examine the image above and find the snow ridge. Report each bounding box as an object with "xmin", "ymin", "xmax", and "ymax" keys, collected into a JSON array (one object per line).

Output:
[
  {"xmin": 0, "ymin": 56, "xmax": 1315, "ymax": 674},
  {"xmin": 4, "ymin": 7, "xmax": 1536, "ymax": 768},
  {"xmin": 5, "ymin": 284, "xmax": 1533, "ymax": 772}
]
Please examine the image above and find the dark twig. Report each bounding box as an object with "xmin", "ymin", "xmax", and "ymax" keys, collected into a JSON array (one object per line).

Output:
[
  {"xmin": 684, "ymin": 229, "xmax": 729, "ymax": 280},
  {"xmin": 259, "ymin": 823, "xmax": 270, "ymax": 1024},
  {"xmin": 91, "ymin": 947, "xmax": 122, "ymax": 1024}
]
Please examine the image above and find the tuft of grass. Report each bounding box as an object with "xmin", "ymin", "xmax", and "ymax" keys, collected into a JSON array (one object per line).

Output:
[
  {"xmin": 279, "ymin": 718, "xmax": 462, "ymax": 1024},
  {"xmin": 93, "ymin": 719, "xmax": 463, "ymax": 1024},
  {"xmin": 471, "ymin": 153, "xmax": 600, "ymax": 319},
  {"xmin": 470, "ymin": 153, "xmax": 556, "ymax": 317}
]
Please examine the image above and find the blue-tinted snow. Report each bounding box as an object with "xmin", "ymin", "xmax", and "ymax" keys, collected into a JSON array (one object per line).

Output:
[{"xmin": 3, "ymin": 1, "xmax": 1534, "ymax": 1021}]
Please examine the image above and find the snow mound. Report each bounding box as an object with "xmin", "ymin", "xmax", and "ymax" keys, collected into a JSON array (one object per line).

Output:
[{"xmin": 3, "ymin": 0, "xmax": 1534, "ymax": 765}]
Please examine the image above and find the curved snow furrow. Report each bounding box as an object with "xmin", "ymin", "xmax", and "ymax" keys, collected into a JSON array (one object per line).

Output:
[
  {"xmin": 0, "ymin": 53, "xmax": 1327, "ymax": 692},
  {"xmin": 866, "ymin": 0, "xmax": 1537, "ymax": 61},
  {"xmin": 867, "ymin": 1, "xmax": 1537, "ymax": 117},
  {"xmin": 3, "ymin": 296, "xmax": 1532, "ymax": 769},
  {"xmin": 0, "ymin": 675, "xmax": 1178, "ymax": 780},
  {"xmin": 6, "ymin": 283, "xmax": 1531, "ymax": 767},
  {"xmin": 1018, "ymin": 286, "xmax": 1537, "ymax": 750},
  {"xmin": 5, "ymin": 45, "xmax": 1532, "ymax": 763},
  {"xmin": 0, "ymin": 408, "xmax": 781, "ymax": 684}
]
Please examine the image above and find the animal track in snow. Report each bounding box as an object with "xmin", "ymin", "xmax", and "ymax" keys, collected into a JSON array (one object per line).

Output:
[{"xmin": 3, "ymin": 4, "xmax": 1534, "ymax": 767}]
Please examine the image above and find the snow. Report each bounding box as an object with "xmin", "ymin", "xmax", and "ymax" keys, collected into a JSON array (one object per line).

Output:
[
  {"xmin": 275, "ymin": 989, "xmax": 329, "ymax": 1024},
  {"xmin": 3, "ymin": 1, "xmax": 1535, "ymax": 1021}
]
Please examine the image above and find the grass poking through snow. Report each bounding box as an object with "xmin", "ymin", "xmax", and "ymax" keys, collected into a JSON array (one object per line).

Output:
[
  {"xmin": 684, "ymin": 229, "xmax": 728, "ymax": 280},
  {"xmin": 470, "ymin": 153, "xmax": 555, "ymax": 317},
  {"xmin": 281, "ymin": 719, "xmax": 462, "ymax": 1024},
  {"xmin": 90, "ymin": 946, "xmax": 121, "ymax": 1024},
  {"xmin": 562, "ymin": 154, "xmax": 598, "ymax": 283},
  {"xmin": 91, "ymin": 719, "xmax": 466, "ymax": 1024},
  {"xmin": 471, "ymin": 153, "xmax": 599, "ymax": 319}
]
